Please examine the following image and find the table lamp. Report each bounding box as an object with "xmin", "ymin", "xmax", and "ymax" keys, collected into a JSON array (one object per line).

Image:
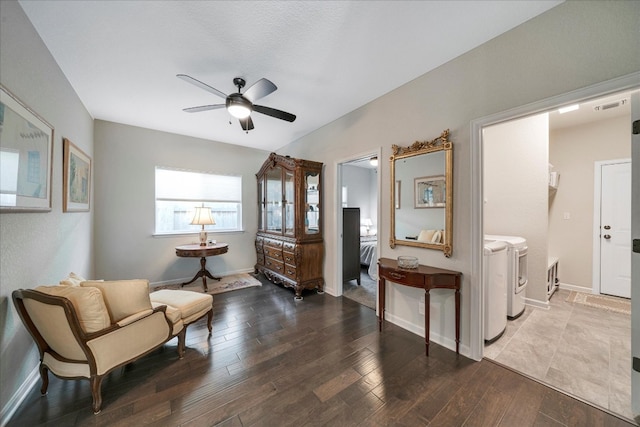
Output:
[
  {"xmin": 361, "ymin": 218, "xmax": 373, "ymax": 235},
  {"xmin": 191, "ymin": 206, "xmax": 215, "ymax": 246}
]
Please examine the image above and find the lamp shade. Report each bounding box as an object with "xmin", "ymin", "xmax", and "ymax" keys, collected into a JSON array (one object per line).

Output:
[
  {"xmin": 190, "ymin": 207, "xmax": 215, "ymax": 226},
  {"xmin": 361, "ymin": 218, "xmax": 373, "ymax": 227}
]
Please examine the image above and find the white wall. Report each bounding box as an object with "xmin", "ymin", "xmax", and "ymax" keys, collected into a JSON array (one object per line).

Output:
[
  {"xmin": 549, "ymin": 115, "xmax": 630, "ymax": 290},
  {"xmin": 0, "ymin": 1, "xmax": 94, "ymax": 420},
  {"xmin": 484, "ymin": 114, "xmax": 549, "ymax": 303},
  {"xmin": 93, "ymin": 120, "xmax": 270, "ymax": 283},
  {"xmin": 279, "ymin": 1, "xmax": 640, "ymax": 352}
]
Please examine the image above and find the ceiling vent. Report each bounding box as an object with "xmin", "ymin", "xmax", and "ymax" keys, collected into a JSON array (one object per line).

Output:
[{"xmin": 593, "ymin": 98, "xmax": 627, "ymax": 112}]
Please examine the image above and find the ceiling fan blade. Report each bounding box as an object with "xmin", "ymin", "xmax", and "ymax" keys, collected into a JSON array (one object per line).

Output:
[
  {"xmin": 253, "ymin": 104, "xmax": 296, "ymax": 122},
  {"xmin": 243, "ymin": 78, "xmax": 277, "ymax": 103},
  {"xmin": 239, "ymin": 116, "xmax": 254, "ymax": 131},
  {"xmin": 182, "ymin": 104, "xmax": 225, "ymax": 113},
  {"xmin": 177, "ymin": 74, "xmax": 227, "ymax": 99}
]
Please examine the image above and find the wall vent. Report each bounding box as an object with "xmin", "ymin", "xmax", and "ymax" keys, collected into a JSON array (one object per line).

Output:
[{"xmin": 593, "ymin": 98, "xmax": 627, "ymax": 112}]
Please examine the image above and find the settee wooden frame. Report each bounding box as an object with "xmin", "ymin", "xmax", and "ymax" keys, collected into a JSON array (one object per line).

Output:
[{"xmin": 12, "ymin": 289, "xmax": 180, "ymax": 414}]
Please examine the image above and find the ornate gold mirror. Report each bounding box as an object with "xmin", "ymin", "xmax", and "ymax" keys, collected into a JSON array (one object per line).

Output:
[{"xmin": 390, "ymin": 129, "xmax": 453, "ymax": 257}]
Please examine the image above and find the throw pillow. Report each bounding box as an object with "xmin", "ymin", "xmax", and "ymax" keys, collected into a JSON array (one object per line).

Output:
[
  {"xmin": 81, "ymin": 279, "xmax": 152, "ymax": 323},
  {"xmin": 36, "ymin": 285, "xmax": 111, "ymax": 333}
]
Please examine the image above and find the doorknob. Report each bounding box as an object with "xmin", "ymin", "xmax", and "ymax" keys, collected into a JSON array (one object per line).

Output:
[
  {"xmin": 603, "ymin": 225, "xmax": 611, "ymax": 230},
  {"xmin": 603, "ymin": 234, "xmax": 611, "ymax": 239}
]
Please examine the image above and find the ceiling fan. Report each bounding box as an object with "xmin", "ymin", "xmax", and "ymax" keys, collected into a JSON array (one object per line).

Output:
[{"xmin": 177, "ymin": 74, "xmax": 296, "ymax": 132}]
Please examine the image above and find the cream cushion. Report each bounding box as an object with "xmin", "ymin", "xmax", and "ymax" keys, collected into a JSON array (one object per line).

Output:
[
  {"xmin": 417, "ymin": 229, "xmax": 436, "ymax": 243},
  {"xmin": 59, "ymin": 272, "xmax": 87, "ymax": 287},
  {"xmin": 150, "ymin": 290, "xmax": 213, "ymax": 324},
  {"xmin": 81, "ymin": 279, "xmax": 152, "ymax": 323},
  {"xmin": 36, "ymin": 285, "xmax": 110, "ymax": 333}
]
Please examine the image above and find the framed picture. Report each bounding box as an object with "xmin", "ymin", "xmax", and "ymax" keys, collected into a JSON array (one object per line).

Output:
[
  {"xmin": 414, "ymin": 175, "xmax": 446, "ymax": 208},
  {"xmin": 395, "ymin": 180, "xmax": 401, "ymax": 209},
  {"xmin": 0, "ymin": 85, "xmax": 54, "ymax": 212},
  {"xmin": 63, "ymin": 138, "xmax": 91, "ymax": 212}
]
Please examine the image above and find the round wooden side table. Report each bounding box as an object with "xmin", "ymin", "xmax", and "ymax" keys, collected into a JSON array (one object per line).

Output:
[{"xmin": 175, "ymin": 243, "xmax": 228, "ymax": 292}]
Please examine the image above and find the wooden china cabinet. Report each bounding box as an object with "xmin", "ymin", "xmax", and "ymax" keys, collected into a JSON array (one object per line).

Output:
[{"xmin": 255, "ymin": 153, "xmax": 324, "ymax": 300}]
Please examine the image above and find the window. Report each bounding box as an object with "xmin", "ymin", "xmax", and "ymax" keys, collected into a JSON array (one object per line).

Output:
[{"xmin": 155, "ymin": 167, "xmax": 242, "ymax": 235}]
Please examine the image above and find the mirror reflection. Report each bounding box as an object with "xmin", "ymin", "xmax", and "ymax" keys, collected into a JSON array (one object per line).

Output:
[{"xmin": 390, "ymin": 129, "xmax": 453, "ymax": 257}]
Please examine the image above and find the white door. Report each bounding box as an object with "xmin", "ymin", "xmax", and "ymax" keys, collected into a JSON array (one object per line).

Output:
[{"xmin": 600, "ymin": 161, "xmax": 632, "ymax": 298}]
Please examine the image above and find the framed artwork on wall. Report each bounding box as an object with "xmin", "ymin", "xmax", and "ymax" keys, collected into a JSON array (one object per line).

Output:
[
  {"xmin": 63, "ymin": 138, "xmax": 91, "ymax": 212},
  {"xmin": 0, "ymin": 85, "xmax": 54, "ymax": 212},
  {"xmin": 414, "ymin": 175, "xmax": 446, "ymax": 209}
]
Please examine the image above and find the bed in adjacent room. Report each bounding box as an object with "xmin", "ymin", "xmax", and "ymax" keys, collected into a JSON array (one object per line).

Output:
[{"xmin": 360, "ymin": 235, "xmax": 378, "ymax": 279}]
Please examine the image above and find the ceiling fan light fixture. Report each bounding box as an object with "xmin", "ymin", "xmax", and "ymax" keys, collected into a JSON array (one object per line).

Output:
[{"xmin": 226, "ymin": 95, "xmax": 252, "ymax": 119}]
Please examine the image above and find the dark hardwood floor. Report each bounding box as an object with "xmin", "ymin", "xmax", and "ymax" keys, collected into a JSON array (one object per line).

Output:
[{"xmin": 8, "ymin": 275, "xmax": 635, "ymax": 426}]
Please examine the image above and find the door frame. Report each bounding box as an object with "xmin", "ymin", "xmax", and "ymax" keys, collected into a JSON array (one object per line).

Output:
[
  {"xmin": 592, "ymin": 158, "xmax": 632, "ymax": 296},
  {"xmin": 469, "ymin": 71, "xmax": 640, "ymax": 361}
]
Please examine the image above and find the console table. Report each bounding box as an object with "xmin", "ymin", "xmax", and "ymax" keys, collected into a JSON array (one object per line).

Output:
[
  {"xmin": 377, "ymin": 257, "xmax": 462, "ymax": 356},
  {"xmin": 175, "ymin": 243, "xmax": 228, "ymax": 292}
]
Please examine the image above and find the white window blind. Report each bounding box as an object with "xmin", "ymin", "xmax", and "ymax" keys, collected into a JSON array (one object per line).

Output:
[{"xmin": 155, "ymin": 167, "xmax": 242, "ymax": 235}]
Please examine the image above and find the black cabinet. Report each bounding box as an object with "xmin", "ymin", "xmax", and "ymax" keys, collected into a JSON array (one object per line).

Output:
[{"xmin": 343, "ymin": 208, "xmax": 360, "ymax": 286}]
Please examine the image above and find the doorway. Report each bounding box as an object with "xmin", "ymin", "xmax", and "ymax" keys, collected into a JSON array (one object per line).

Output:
[
  {"xmin": 336, "ymin": 153, "xmax": 380, "ymax": 309},
  {"xmin": 472, "ymin": 75, "xmax": 639, "ymax": 420}
]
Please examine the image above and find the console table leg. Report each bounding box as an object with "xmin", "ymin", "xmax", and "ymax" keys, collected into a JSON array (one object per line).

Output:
[
  {"xmin": 425, "ymin": 291, "xmax": 430, "ymax": 356},
  {"xmin": 455, "ymin": 287, "xmax": 460, "ymax": 354}
]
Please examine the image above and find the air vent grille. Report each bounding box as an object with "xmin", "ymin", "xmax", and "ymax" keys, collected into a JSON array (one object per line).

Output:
[{"xmin": 593, "ymin": 98, "xmax": 627, "ymax": 112}]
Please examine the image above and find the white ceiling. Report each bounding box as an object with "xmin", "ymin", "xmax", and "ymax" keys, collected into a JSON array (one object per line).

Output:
[{"xmin": 19, "ymin": 1, "xmax": 563, "ymax": 152}]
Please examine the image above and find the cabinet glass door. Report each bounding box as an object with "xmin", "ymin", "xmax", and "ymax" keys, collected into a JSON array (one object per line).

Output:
[
  {"xmin": 305, "ymin": 172, "xmax": 320, "ymax": 235},
  {"xmin": 266, "ymin": 167, "xmax": 282, "ymax": 232},
  {"xmin": 284, "ymin": 171, "xmax": 295, "ymax": 235},
  {"xmin": 257, "ymin": 177, "xmax": 264, "ymax": 231}
]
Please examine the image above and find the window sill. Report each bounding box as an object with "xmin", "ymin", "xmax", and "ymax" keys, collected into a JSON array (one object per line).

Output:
[{"xmin": 152, "ymin": 230, "xmax": 246, "ymax": 238}]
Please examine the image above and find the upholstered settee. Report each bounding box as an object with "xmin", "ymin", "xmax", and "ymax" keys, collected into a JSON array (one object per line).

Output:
[{"xmin": 12, "ymin": 278, "xmax": 185, "ymax": 414}]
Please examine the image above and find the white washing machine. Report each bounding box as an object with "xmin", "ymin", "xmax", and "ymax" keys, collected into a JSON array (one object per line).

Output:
[
  {"xmin": 485, "ymin": 234, "xmax": 528, "ymax": 319},
  {"xmin": 484, "ymin": 240, "xmax": 508, "ymax": 343}
]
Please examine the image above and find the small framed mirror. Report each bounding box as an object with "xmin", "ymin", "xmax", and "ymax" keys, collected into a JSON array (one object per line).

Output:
[{"xmin": 390, "ymin": 129, "xmax": 453, "ymax": 257}]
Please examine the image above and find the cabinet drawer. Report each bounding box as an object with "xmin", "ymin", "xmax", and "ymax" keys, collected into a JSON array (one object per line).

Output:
[
  {"xmin": 283, "ymin": 252, "xmax": 296, "ymax": 264},
  {"xmin": 264, "ymin": 239, "xmax": 283, "ymax": 249},
  {"xmin": 264, "ymin": 247, "xmax": 283, "ymax": 261},
  {"xmin": 379, "ymin": 266, "xmax": 425, "ymax": 287},
  {"xmin": 283, "ymin": 242, "xmax": 296, "ymax": 252},
  {"xmin": 284, "ymin": 264, "xmax": 297, "ymax": 280},
  {"xmin": 265, "ymin": 258, "xmax": 285, "ymax": 274}
]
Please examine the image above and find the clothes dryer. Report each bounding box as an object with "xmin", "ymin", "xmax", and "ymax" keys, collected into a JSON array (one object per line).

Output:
[
  {"xmin": 485, "ymin": 234, "xmax": 528, "ymax": 319},
  {"xmin": 484, "ymin": 240, "xmax": 508, "ymax": 343}
]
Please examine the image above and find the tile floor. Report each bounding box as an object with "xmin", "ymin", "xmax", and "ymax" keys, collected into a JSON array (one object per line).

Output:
[{"xmin": 484, "ymin": 288, "xmax": 633, "ymax": 421}]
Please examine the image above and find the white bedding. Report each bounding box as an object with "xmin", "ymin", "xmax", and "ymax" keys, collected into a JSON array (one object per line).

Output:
[{"xmin": 359, "ymin": 236, "xmax": 378, "ymax": 279}]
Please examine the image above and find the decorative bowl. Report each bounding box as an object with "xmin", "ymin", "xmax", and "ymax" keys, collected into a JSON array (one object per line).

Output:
[{"xmin": 397, "ymin": 256, "xmax": 419, "ymax": 269}]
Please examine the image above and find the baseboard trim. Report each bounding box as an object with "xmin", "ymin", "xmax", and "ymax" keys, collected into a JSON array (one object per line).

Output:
[
  {"xmin": 524, "ymin": 297, "xmax": 550, "ymax": 310},
  {"xmin": 557, "ymin": 282, "xmax": 592, "ymax": 293},
  {"xmin": 0, "ymin": 365, "xmax": 39, "ymax": 427}
]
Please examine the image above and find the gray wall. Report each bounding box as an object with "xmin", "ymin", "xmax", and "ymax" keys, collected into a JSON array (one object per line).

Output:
[
  {"xmin": 93, "ymin": 120, "xmax": 269, "ymax": 283},
  {"xmin": 549, "ymin": 115, "xmax": 631, "ymax": 290},
  {"xmin": 342, "ymin": 165, "xmax": 377, "ymax": 232},
  {"xmin": 279, "ymin": 1, "xmax": 640, "ymax": 350},
  {"xmin": 0, "ymin": 1, "xmax": 94, "ymax": 418}
]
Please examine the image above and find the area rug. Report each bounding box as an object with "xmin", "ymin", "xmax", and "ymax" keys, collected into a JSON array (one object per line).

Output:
[
  {"xmin": 566, "ymin": 291, "xmax": 630, "ymax": 315},
  {"xmin": 153, "ymin": 273, "xmax": 262, "ymax": 295}
]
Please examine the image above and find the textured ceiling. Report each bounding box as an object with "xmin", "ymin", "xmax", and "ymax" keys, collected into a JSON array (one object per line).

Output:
[{"xmin": 19, "ymin": 1, "xmax": 562, "ymax": 151}]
